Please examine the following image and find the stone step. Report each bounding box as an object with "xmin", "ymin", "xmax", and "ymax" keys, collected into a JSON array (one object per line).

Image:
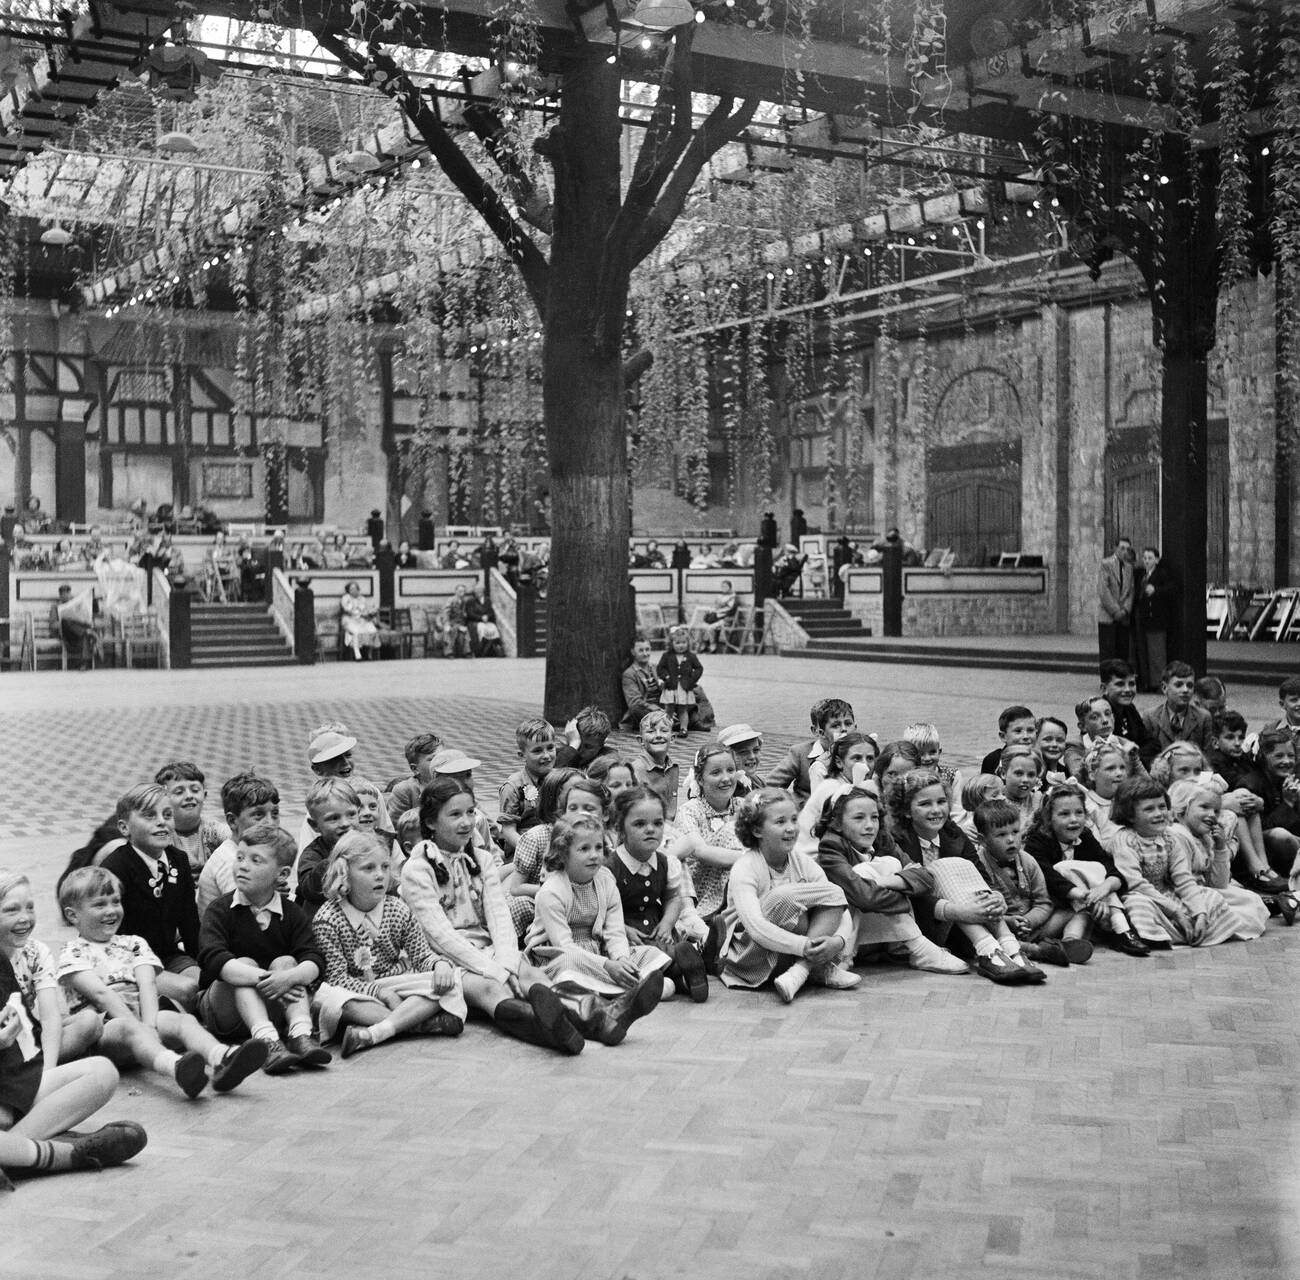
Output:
[
  {"xmin": 190, "ymin": 657, "xmax": 295, "ymax": 669},
  {"xmin": 783, "ymin": 639, "xmax": 1290, "ymax": 686}
]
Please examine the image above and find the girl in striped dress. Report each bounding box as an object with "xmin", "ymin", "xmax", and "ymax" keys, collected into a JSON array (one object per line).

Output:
[
  {"xmin": 1107, "ymin": 777, "xmax": 1243, "ymax": 947},
  {"xmin": 720, "ymin": 789, "xmax": 858, "ymax": 1002},
  {"xmin": 1166, "ymin": 781, "xmax": 1268, "ymax": 941}
]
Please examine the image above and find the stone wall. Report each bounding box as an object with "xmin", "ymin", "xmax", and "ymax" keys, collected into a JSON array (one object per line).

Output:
[{"xmin": 900, "ymin": 593, "xmax": 1052, "ymax": 636}]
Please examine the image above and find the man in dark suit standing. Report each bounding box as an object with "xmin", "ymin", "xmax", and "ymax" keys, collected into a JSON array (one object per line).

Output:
[
  {"xmin": 1097, "ymin": 535, "xmax": 1136, "ymax": 670},
  {"xmin": 1135, "ymin": 545, "xmax": 1180, "ymax": 691}
]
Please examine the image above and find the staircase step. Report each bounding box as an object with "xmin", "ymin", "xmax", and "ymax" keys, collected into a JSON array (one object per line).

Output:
[{"xmin": 191, "ymin": 660, "xmax": 295, "ymax": 668}]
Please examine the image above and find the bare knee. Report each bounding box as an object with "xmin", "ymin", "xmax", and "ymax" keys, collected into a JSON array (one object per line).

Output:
[{"xmin": 269, "ymin": 956, "xmax": 297, "ymax": 972}]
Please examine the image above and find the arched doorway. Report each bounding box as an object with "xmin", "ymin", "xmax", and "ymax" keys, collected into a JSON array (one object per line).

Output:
[{"xmin": 926, "ymin": 367, "xmax": 1024, "ymax": 565}]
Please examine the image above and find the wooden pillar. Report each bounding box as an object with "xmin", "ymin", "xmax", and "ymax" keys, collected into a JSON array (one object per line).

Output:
[
  {"xmin": 54, "ymin": 420, "xmax": 86, "ymax": 524},
  {"xmin": 1150, "ymin": 142, "xmax": 1218, "ymax": 677}
]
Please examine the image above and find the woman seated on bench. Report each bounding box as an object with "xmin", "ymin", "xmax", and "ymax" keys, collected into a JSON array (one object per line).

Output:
[
  {"xmin": 340, "ymin": 581, "xmax": 382, "ymax": 661},
  {"xmin": 701, "ymin": 581, "xmax": 739, "ymax": 653}
]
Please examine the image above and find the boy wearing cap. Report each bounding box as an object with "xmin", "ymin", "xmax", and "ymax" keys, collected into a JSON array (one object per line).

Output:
[
  {"xmin": 392, "ymin": 747, "xmax": 491, "ymax": 856},
  {"xmin": 632, "ymin": 711, "xmax": 680, "ymax": 821},
  {"xmin": 296, "ymin": 725, "xmax": 358, "ymax": 854},
  {"xmin": 719, "ymin": 724, "xmax": 766, "ymax": 790}
]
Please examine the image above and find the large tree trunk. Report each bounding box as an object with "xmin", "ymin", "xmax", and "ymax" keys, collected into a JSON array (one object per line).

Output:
[
  {"xmin": 1159, "ymin": 340, "xmax": 1209, "ymax": 674},
  {"xmin": 541, "ymin": 59, "xmax": 635, "ymax": 724},
  {"xmin": 1154, "ymin": 145, "xmax": 1217, "ymax": 677}
]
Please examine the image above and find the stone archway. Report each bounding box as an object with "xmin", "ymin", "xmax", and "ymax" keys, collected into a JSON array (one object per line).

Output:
[{"xmin": 926, "ymin": 367, "xmax": 1025, "ymax": 566}]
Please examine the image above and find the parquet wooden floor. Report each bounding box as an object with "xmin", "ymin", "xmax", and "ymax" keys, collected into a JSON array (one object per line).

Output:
[{"xmin": 2, "ymin": 659, "xmax": 1297, "ymax": 1279}]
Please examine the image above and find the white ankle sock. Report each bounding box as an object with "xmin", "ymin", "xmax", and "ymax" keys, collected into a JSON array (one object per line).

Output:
[
  {"xmin": 287, "ymin": 1020, "xmax": 312, "ymax": 1040},
  {"xmin": 1000, "ymin": 936, "xmax": 1022, "ymax": 958},
  {"xmin": 205, "ymin": 1045, "xmax": 227, "ymax": 1068},
  {"xmin": 249, "ymin": 1022, "xmax": 278, "ymax": 1043},
  {"xmin": 153, "ymin": 1049, "xmax": 180, "ymax": 1075},
  {"xmin": 367, "ymin": 1021, "xmax": 395, "ymax": 1045},
  {"xmin": 973, "ymin": 935, "xmax": 1001, "ymax": 958}
]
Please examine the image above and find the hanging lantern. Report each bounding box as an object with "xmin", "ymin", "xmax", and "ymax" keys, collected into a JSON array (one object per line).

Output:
[
  {"xmin": 143, "ymin": 44, "xmax": 221, "ymax": 102},
  {"xmin": 631, "ymin": 0, "xmax": 696, "ymax": 28},
  {"xmin": 156, "ymin": 130, "xmax": 199, "ymax": 154},
  {"xmin": 337, "ymin": 147, "xmax": 381, "ymax": 175}
]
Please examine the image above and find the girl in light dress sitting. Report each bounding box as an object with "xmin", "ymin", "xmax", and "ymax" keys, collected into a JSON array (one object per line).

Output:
[
  {"xmin": 675, "ymin": 744, "xmax": 747, "ymax": 920},
  {"xmin": 523, "ymin": 815, "xmax": 667, "ymax": 1044},
  {"xmin": 1166, "ymin": 781, "xmax": 1268, "ymax": 941},
  {"xmin": 504, "ymin": 770, "xmax": 608, "ymax": 935},
  {"xmin": 311, "ymin": 831, "xmax": 467, "ymax": 1059},
  {"xmin": 1079, "ymin": 742, "xmax": 1129, "ymax": 846},
  {"xmin": 1149, "ymin": 743, "xmax": 1277, "ymax": 893},
  {"xmin": 400, "ymin": 779, "xmax": 585, "ymax": 1056},
  {"xmin": 718, "ymin": 789, "xmax": 860, "ymax": 1003},
  {"xmin": 1106, "ymin": 776, "xmax": 1251, "ymax": 948}
]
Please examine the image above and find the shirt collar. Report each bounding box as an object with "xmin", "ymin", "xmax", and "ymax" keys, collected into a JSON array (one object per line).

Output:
[
  {"xmin": 616, "ymin": 846, "xmax": 655, "ymax": 876},
  {"xmin": 232, "ymin": 889, "xmax": 283, "ymax": 916},
  {"xmin": 340, "ymin": 899, "xmax": 384, "ymax": 931}
]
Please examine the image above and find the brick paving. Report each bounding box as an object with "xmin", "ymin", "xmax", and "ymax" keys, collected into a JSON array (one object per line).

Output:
[{"xmin": 1, "ymin": 655, "xmax": 1296, "ymax": 1279}]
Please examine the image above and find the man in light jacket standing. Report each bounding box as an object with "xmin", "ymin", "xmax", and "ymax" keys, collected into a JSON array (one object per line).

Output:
[{"xmin": 1098, "ymin": 535, "xmax": 1135, "ymax": 670}]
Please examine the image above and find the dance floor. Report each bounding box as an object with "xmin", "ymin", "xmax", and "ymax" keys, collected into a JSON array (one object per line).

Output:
[{"xmin": 2, "ymin": 656, "xmax": 1296, "ymax": 1280}]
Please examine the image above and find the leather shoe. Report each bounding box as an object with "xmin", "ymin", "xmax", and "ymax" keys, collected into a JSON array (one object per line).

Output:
[
  {"xmin": 284, "ymin": 1035, "xmax": 332, "ymax": 1068},
  {"xmin": 671, "ymin": 940, "xmax": 709, "ymax": 1002},
  {"xmin": 1110, "ymin": 931, "xmax": 1150, "ymax": 957}
]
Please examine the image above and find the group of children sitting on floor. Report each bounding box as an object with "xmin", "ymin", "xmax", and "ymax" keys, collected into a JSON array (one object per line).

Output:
[{"xmin": 2, "ymin": 653, "xmax": 1297, "ymax": 1188}]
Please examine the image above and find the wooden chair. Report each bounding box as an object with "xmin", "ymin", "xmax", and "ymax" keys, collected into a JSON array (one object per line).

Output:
[
  {"xmin": 636, "ymin": 603, "xmax": 669, "ymax": 646},
  {"xmin": 120, "ymin": 610, "xmax": 164, "ymax": 668},
  {"xmin": 718, "ymin": 605, "xmax": 755, "ymax": 654},
  {"xmin": 19, "ymin": 611, "xmax": 69, "ymax": 671},
  {"xmin": 379, "ymin": 606, "xmax": 417, "ymax": 659},
  {"xmin": 414, "ymin": 606, "xmax": 447, "ymax": 658},
  {"xmin": 315, "ymin": 614, "xmax": 341, "ymax": 662}
]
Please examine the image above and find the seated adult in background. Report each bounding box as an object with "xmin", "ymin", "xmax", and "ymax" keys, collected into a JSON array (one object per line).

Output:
[
  {"xmin": 339, "ymin": 581, "xmax": 382, "ymax": 661},
  {"xmin": 395, "ymin": 540, "xmax": 419, "ymax": 569},
  {"xmin": 700, "ymin": 580, "xmax": 739, "ymax": 653},
  {"xmin": 621, "ymin": 635, "xmax": 663, "ymax": 728},
  {"xmin": 773, "ymin": 545, "xmax": 807, "ymax": 596},
  {"xmin": 49, "ymin": 584, "xmax": 100, "ymax": 670}
]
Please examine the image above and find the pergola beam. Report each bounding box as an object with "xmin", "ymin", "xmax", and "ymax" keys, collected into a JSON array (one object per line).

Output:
[{"xmin": 105, "ymin": 0, "xmax": 1220, "ymax": 141}]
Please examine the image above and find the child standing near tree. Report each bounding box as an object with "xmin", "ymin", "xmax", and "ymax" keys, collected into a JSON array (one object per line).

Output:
[{"xmin": 657, "ymin": 626, "xmax": 702, "ymax": 736}]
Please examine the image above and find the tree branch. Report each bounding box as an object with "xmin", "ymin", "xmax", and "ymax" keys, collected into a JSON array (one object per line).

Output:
[
  {"xmin": 461, "ymin": 102, "xmax": 554, "ymax": 235},
  {"xmin": 317, "ymin": 32, "xmax": 549, "ymax": 312},
  {"xmin": 630, "ymin": 96, "xmax": 760, "ymax": 268},
  {"xmin": 623, "ymin": 347, "xmax": 654, "ymax": 385}
]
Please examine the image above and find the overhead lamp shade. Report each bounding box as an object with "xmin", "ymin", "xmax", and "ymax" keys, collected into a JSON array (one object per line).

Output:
[
  {"xmin": 157, "ymin": 130, "xmax": 199, "ymax": 154},
  {"xmin": 632, "ymin": 0, "xmax": 696, "ymax": 29},
  {"xmin": 40, "ymin": 223, "xmax": 73, "ymax": 247}
]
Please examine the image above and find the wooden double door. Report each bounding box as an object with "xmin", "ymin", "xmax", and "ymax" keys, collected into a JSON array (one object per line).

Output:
[
  {"xmin": 1104, "ymin": 421, "xmax": 1228, "ymax": 582},
  {"xmin": 926, "ymin": 440, "xmax": 1022, "ymax": 566}
]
